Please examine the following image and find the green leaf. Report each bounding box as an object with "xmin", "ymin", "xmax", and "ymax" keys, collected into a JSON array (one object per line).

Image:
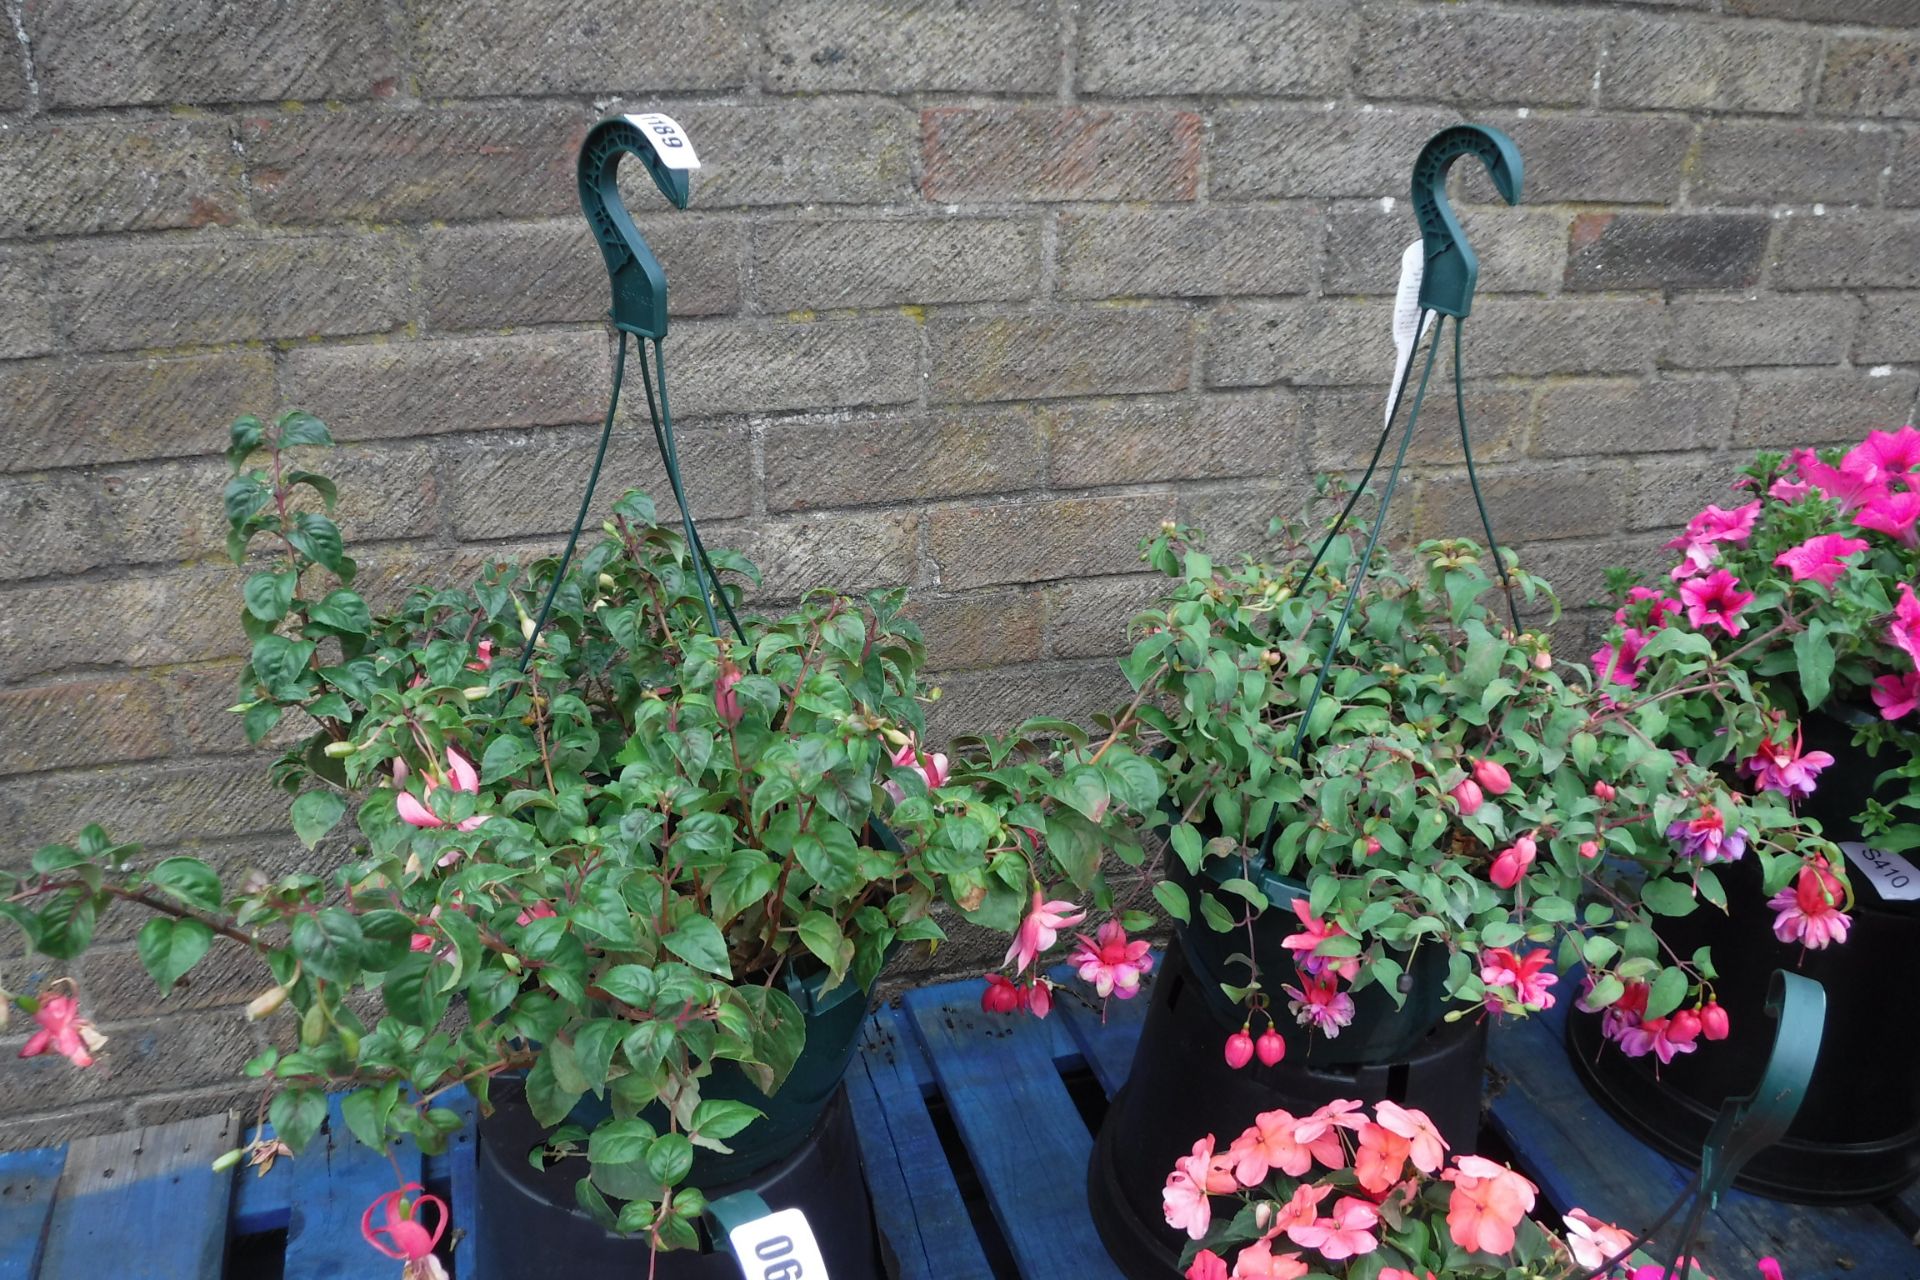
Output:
[
  {"xmin": 381, "ymin": 952, "xmax": 451, "ymax": 1027},
  {"xmin": 308, "ymin": 589, "xmax": 371, "ymax": 636},
  {"xmin": 276, "ymin": 410, "xmax": 334, "ymax": 448},
  {"xmin": 341, "ymin": 1083, "xmax": 398, "ymax": 1151},
  {"xmin": 1640, "ymin": 877, "xmax": 1699, "ymax": 918},
  {"xmin": 1584, "ymin": 973, "xmax": 1626, "ymax": 1010},
  {"xmin": 646, "ymin": 1132, "xmax": 695, "ymax": 1185},
  {"xmin": 481, "ymin": 735, "xmax": 543, "ymax": 786},
  {"xmin": 244, "ymin": 571, "xmax": 297, "ymax": 622},
  {"xmin": 664, "ymin": 916, "xmax": 730, "ymax": 978},
  {"xmin": 572, "ymin": 1019, "xmax": 625, "ymax": 1091},
  {"xmin": 35, "ymin": 890, "xmax": 96, "ymax": 960},
  {"xmin": 136, "ymin": 917, "xmax": 212, "ymax": 992},
  {"xmin": 690, "ymin": 1099, "xmax": 763, "ymax": 1142},
  {"xmin": 1101, "ymin": 750, "xmax": 1163, "ymax": 813},
  {"xmin": 588, "ymin": 1118, "xmax": 655, "ymax": 1167},
  {"xmin": 1169, "ymin": 824, "xmax": 1203, "ymax": 876},
  {"xmin": 598, "ymin": 964, "xmax": 658, "ymax": 1008},
  {"xmin": 291, "ymin": 790, "xmax": 348, "ymax": 849},
  {"xmin": 269, "ymin": 1088, "xmax": 328, "ymax": 1154},
  {"xmin": 526, "ymin": 1054, "xmax": 585, "ymax": 1128},
  {"xmin": 1794, "ymin": 622, "xmax": 1834, "ymax": 710},
  {"xmin": 287, "ymin": 512, "xmax": 346, "ymax": 574},
  {"xmin": 149, "ymin": 857, "xmax": 222, "ymax": 913},
  {"xmin": 292, "ymin": 908, "xmax": 365, "ymax": 983},
  {"xmin": 1645, "ymin": 966, "xmax": 1690, "ymax": 1022},
  {"xmin": 795, "ymin": 912, "xmax": 845, "ymax": 974},
  {"xmin": 1198, "ymin": 891, "xmax": 1235, "ymax": 934}
]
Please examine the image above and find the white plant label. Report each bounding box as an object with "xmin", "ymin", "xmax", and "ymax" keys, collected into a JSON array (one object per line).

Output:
[
  {"xmin": 1388, "ymin": 239, "xmax": 1435, "ymax": 428},
  {"xmin": 727, "ymin": 1208, "xmax": 829, "ymax": 1280},
  {"xmin": 624, "ymin": 112, "xmax": 701, "ymax": 170},
  {"xmin": 1838, "ymin": 841, "xmax": 1920, "ymax": 902}
]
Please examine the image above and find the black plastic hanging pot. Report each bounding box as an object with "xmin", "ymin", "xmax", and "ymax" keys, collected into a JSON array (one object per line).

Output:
[{"xmin": 1567, "ymin": 710, "xmax": 1920, "ymax": 1204}]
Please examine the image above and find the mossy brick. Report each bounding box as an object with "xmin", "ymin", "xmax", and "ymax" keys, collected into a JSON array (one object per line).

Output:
[
  {"xmin": 1455, "ymin": 116, "xmax": 1694, "ymax": 205},
  {"xmin": 1414, "ymin": 467, "xmax": 1627, "ymax": 544},
  {"xmin": 2, "ymin": 760, "xmax": 293, "ymax": 855},
  {"xmin": 53, "ymin": 232, "xmax": 412, "ymax": 353},
  {"xmin": 1355, "ymin": 7, "xmax": 1604, "ymax": 107},
  {"xmin": 661, "ymin": 101, "xmax": 915, "ymax": 208},
  {"xmin": 1058, "ymin": 207, "xmax": 1320, "ymax": 301},
  {"xmin": 1468, "ymin": 298, "xmax": 1667, "ymax": 377},
  {"xmin": 0, "ymin": 677, "xmax": 172, "ymax": 776},
  {"xmin": 1323, "ymin": 204, "xmax": 1565, "ymax": 296},
  {"xmin": 241, "ymin": 106, "xmax": 588, "ymax": 225},
  {"xmin": 21, "ymin": 0, "xmax": 397, "ymax": 108},
  {"xmin": 166, "ymin": 663, "xmax": 309, "ymax": 757},
  {"xmin": 1627, "ymin": 456, "xmax": 1738, "ymax": 533},
  {"xmin": 0, "ymin": 1008, "xmax": 260, "ymax": 1108},
  {"xmin": 1734, "ymin": 370, "xmax": 1920, "ymax": 447},
  {"xmin": 921, "ymin": 107, "xmax": 1201, "ymax": 203},
  {"xmin": 1077, "ymin": 0, "xmax": 1351, "ymax": 97},
  {"xmin": 1515, "ymin": 535, "xmax": 1669, "ymax": 615},
  {"xmin": 75, "ymin": 941, "xmax": 263, "ymax": 1022},
  {"xmin": 1043, "ymin": 575, "xmax": 1163, "ymax": 660},
  {"xmin": 0, "ymin": 566, "xmax": 241, "ymax": 681},
  {"xmin": 0, "ymin": 39, "xmax": 24, "ymax": 110},
  {"xmin": 1533, "ymin": 378, "xmax": 1735, "ymax": 458},
  {"xmin": 750, "ymin": 217, "xmax": 1038, "ymax": 311},
  {"xmin": 1043, "ymin": 392, "xmax": 1300, "ymax": 488},
  {"xmin": 668, "ymin": 317, "xmax": 920, "ymax": 416},
  {"xmin": 1212, "ymin": 107, "xmax": 1453, "ymax": 201},
  {"xmin": 1664, "ymin": 294, "xmax": 1857, "ymax": 369},
  {"xmin": 425, "ymin": 217, "xmax": 742, "ymax": 331},
  {"xmin": 927, "ymin": 660, "xmax": 1130, "ymax": 739},
  {"xmin": 764, "ymin": 411, "xmax": 1045, "ymax": 513},
  {"xmin": 1857, "ymin": 293, "xmax": 1920, "ymax": 365},
  {"xmin": 0, "ymin": 120, "xmax": 241, "ymax": 238},
  {"xmin": 1693, "ymin": 122, "xmax": 1893, "ymax": 206},
  {"xmin": 0, "ymin": 352, "xmax": 275, "ymax": 473},
  {"xmin": 411, "ymin": 0, "xmax": 749, "ymax": 96},
  {"xmin": 281, "ymin": 332, "xmax": 608, "ymax": 440},
  {"xmin": 1304, "ymin": 384, "xmax": 1531, "ymax": 469},
  {"xmin": 442, "ymin": 422, "xmax": 754, "ymax": 539},
  {"xmin": 1175, "ymin": 479, "xmax": 1317, "ymax": 560},
  {"xmin": 725, "ymin": 509, "xmax": 921, "ymax": 598},
  {"xmin": 928, "ymin": 492, "xmax": 1173, "ymax": 590},
  {"xmin": 1207, "ymin": 300, "xmax": 1394, "ymax": 389},
  {"xmin": 764, "ymin": 0, "xmax": 1055, "ymax": 93},
  {"xmin": 130, "ymin": 1087, "xmax": 259, "ymax": 1132},
  {"xmin": 1772, "ymin": 213, "xmax": 1920, "ymax": 290},
  {"xmin": 1818, "ymin": 37, "xmax": 1920, "ymax": 118},
  {"xmin": 1601, "ymin": 18, "xmax": 1815, "ymax": 114},
  {"xmin": 930, "ymin": 308, "xmax": 1190, "ymax": 404},
  {"xmin": 906, "ymin": 590, "xmax": 1045, "ymax": 671},
  {"xmin": 1564, "ymin": 214, "xmax": 1769, "ymax": 292},
  {"xmin": 0, "ymin": 248, "xmax": 53, "ymax": 359}
]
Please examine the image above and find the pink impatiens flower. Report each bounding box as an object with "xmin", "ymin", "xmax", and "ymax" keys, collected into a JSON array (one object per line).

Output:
[
  {"xmin": 1888, "ymin": 583, "xmax": 1920, "ymax": 667},
  {"xmin": 1679, "ymin": 569, "xmax": 1755, "ymax": 636},
  {"xmin": 1285, "ymin": 1194, "xmax": 1380, "ymax": 1261},
  {"xmin": 1479, "ymin": 947, "xmax": 1558, "ymax": 1012},
  {"xmin": 1441, "ymin": 1156, "xmax": 1537, "ymax": 1255},
  {"xmin": 1004, "ymin": 889, "xmax": 1085, "ymax": 975},
  {"xmin": 1227, "ymin": 1108, "xmax": 1335, "ymax": 1183},
  {"xmin": 395, "ymin": 747, "xmax": 488, "ymax": 838},
  {"xmin": 18, "ymin": 993, "xmax": 104, "ymax": 1068},
  {"xmin": 1184, "ymin": 1250, "xmax": 1229, "ymax": 1280},
  {"xmin": 1770, "ymin": 857, "xmax": 1852, "ymax": 950},
  {"xmin": 1162, "ymin": 1136, "xmax": 1238, "ymax": 1240},
  {"xmin": 1562, "ymin": 1208, "xmax": 1636, "ymax": 1271},
  {"xmin": 1070, "ymin": 920, "xmax": 1153, "ymax": 999},
  {"xmin": 362, "ymin": 1182, "xmax": 449, "ymax": 1279},
  {"xmin": 1773, "ymin": 533, "xmax": 1870, "ymax": 589},
  {"xmin": 1739, "ymin": 728, "xmax": 1834, "ymax": 800},
  {"xmin": 1283, "ymin": 973, "xmax": 1356, "ymax": 1037},
  {"xmin": 1873, "ymin": 671, "xmax": 1920, "ymax": 720}
]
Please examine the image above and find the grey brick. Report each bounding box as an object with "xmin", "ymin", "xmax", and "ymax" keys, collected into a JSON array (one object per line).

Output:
[
  {"xmin": 727, "ymin": 510, "xmax": 921, "ymax": 597},
  {"xmin": 1735, "ymin": 370, "xmax": 1920, "ymax": 447},
  {"xmin": 1305, "ymin": 384, "xmax": 1531, "ymax": 468},
  {"xmin": 1521, "ymin": 537, "xmax": 1668, "ymax": 616},
  {"xmin": 1176, "ymin": 479, "xmax": 1316, "ymax": 559},
  {"xmin": 1626, "ymin": 456, "xmax": 1738, "ymax": 534},
  {"xmin": 1415, "ymin": 467, "xmax": 1627, "ymax": 545},
  {"xmin": 1534, "ymin": 378, "xmax": 1735, "ymax": 458},
  {"xmin": 1207, "ymin": 300, "xmax": 1394, "ymax": 389},
  {"xmin": 1058, "ymin": 208, "xmax": 1319, "ymax": 301},
  {"xmin": 1044, "ymin": 576, "xmax": 1162, "ymax": 660},
  {"xmin": 1857, "ymin": 292, "xmax": 1920, "ymax": 366},
  {"xmin": 0, "ymin": 1106, "xmax": 129, "ymax": 1151},
  {"xmin": 765, "ymin": 0, "xmax": 1055, "ymax": 93},
  {"xmin": 0, "ymin": 38, "xmax": 24, "ymax": 110},
  {"xmin": 54, "ymin": 233, "xmax": 411, "ymax": 353},
  {"xmin": 1323, "ymin": 205, "xmax": 1565, "ymax": 296},
  {"xmin": 907, "ymin": 590, "xmax": 1045, "ymax": 671},
  {"xmin": 1078, "ymin": 0, "xmax": 1351, "ymax": 97},
  {"xmin": 410, "ymin": 0, "xmax": 749, "ymax": 95},
  {"xmin": 1356, "ymin": 7, "xmax": 1605, "ymax": 107},
  {"xmin": 1819, "ymin": 38, "xmax": 1920, "ymax": 118},
  {"xmin": 673, "ymin": 102, "xmax": 915, "ymax": 208},
  {"xmin": 0, "ymin": 248, "xmax": 53, "ymax": 359},
  {"xmin": 0, "ymin": 678, "xmax": 173, "ymax": 776},
  {"xmin": 921, "ymin": 107, "xmax": 1201, "ymax": 203},
  {"xmin": 764, "ymin": 411, "xmax": 1045, "ymax": 512},
  {"xmin": 1728, "ymin": 0, "xmax": 1920, "ymax": 18},
  {"xmin": 282, "ymin": 333, "xmax": 607, "ymax": 441},
  {"xmin": 751, "ymin": 217, "xmax": 1037, "ymax": 311},
  {"xmin": 1213, "ymin": 107, "xmax": 1452, "ymax": 201},
  {"xmin": 929, "ymin": 308, "xmax": 1191, "ymax": 403},
  {"xmin": 1693, "ymin": 122, "xmax": 1894, "ymax": 206},
  {"xmin": 0, "ymin": 120, "xmax": 241, "ymax": 239},
  {"xmin": 0, "ymin": 472, "xmax": 104, "ymax": 581},
  {"xmin": 443, "ymin": 424, "xmax": 753, "ymax": 540},
  {"xmin": 1772, "ymin": 214, "xmax": 1920, "ymax": 290},
  {"xmin": 1457, "ymin": 116, "xmax": 1695, "ymax": 205},
  {"xmin": 1894, "ymin": 133, "xmax": 1920, "ymax": 207},
  {"xmin": 0, "ymin": 567, "xmax": 240, "ymax": 683},
  {"xmin": 1602, "ymin": 19, "xmax": 1816, "ymax": 114},
  {"xmin": 22, "ymin": 0, "xmax": 398, "ymax": 108},
  {"xmin": 242, "ymin": 107, "xmax": 587, "ymax": 226},
  {"xmin": 1564, "ymin": 214, "xmax": 1769, "ymax": 292},
  {"xmin": 76, "ymin": 941, "xmax": 264, "ymax": 1021},
  {"xmin": 927, "ymin": 661, "xmax": 1130, "ymax": 739},
  {"xmin": 1665, "ymin": 294, "xmax": 1855, "ymax": 369},
  {"xmin": 1043, "ymin": 393, "xmax": 1300, "ymax": 488},
  {"xmin": 0, "ymin": 1007, "xmax": 259, "ymax": 1106},
  {"xmin": 165, "ymin": 664, "xmax": 307, "ymax": 757},
  {"xmin": 0, "ymin": 353, "xmax": 275, "ymax": 473},
  {"xmin": 1469, "ymin": 298, "xmax": 1668, "ymax": 377},
  {"xmin": 670, "ymin": 317, "xmax": 920, "ymax": 416},
  {"xmin": 929, "ymin": 493, "xmax": 1174, "ymax": 590},
  {"xmin": 424, "ymin": 217, "xmax": 741, "ymax": 332}
]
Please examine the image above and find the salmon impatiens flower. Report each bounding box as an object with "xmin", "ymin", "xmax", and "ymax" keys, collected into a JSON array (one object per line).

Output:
[
  {"xmin": 1562, "ymin": 1208, "xmax": 1635, "ymax": 1271},
  {"xmin": 1440, "ymin": 1156, "xmax": 1537, "ymax": 1255},
  {"xmin": 1069, "ymin": 919, "xmax": 1154, "ymax": 999},
  {"xmin": 1285, "ymin": 1194, "xmax": 1380, "ymax": 1261},
  {"xmin": 362, "ymin": 1182, "xmax": 449, "ymax": 1279},
  {"xmin": 1769, "ymin": 857, "xmax": 1852, "ymax": 950},
  {"xmin": 1003, "ymin": 888, "xmax": 1085, "ymax": 975},
  {"xmin": 18, "ymin": 992, "xmax": 104, "ymax": 1068},
  {"xmin": 1227, "ymin": 1108, "xmax": 1336, "ymax": 1183},
  {"xmin": 1352, "ymin": 1120, "xmax": 1411, "ymax": 1196},
  {"xmin": 1162, "ymin": 1136, "xmax": 1238, "ymax": 1239},
  {"xmin": 1373, "ymin": 1101, "xmax": 1447, "ymax": 1174},
  {"xmin": 395, "ymin": 747, "xmax": 488, "ymax": 841},
  {"xmin": 1226, "ymin": 1238, "xmax": 1310, "ymax": 1279},
  {"xmin": 1184, "ymin": 1250, "xmax": 1229, "ymax": 1280}
]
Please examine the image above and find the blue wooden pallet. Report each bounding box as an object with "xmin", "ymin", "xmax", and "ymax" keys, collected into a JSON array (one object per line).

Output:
[{"xmin": 0, "ymin": 970, "xmax": 1914, "ymax": 1278}]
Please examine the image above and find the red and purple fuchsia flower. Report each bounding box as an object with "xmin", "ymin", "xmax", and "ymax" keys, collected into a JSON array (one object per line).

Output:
[
  {"xmin": 1665, "ymin": 803, "xmax": 1748, "ymax": 865},
  {"xmin": 1738, "ymin": 727, "xmax": 1835, "ymax": 801}
]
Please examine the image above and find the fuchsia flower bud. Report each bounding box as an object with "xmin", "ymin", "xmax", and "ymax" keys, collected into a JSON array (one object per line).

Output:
[
  {"xmin": 1364, "ymin": 836, "xmax": 1381, "ymax": 856},
  {"xmin": 1451, "ymin": 778, "xmax": 1484, "ymax": 815},
  {"xmin": 981, "ymin": 973, "xmax": 1023, "ymax": 1015},
  {"xmin": 1700, "ymin": 1001, "xmax": 1730, "ymax": 1041},
  {"xmin": 1224, "ymin": 1029, "xmax": 1255, "ymax": 1069},
  {"xmin": 1489, "ymin": 834, "xmax": 1538, "ymax": 889},
  {"xmin": 1472, "ymin": 759, "xmax": 1513, "ymax": 797},
  {"xmin": 714, "ymin": 661, "xmax": 744, "ymax": 728},
  {"xmin": 1579, "ymin": 840, "xmax": 1600, "ymax": 859},
  {"xmin": 1255, "ymin": 1029, "xmax": 1286, "ymax": 1067},
  {"xmin": 1667, "ymin": 1008, "xmax": 1703, "ymax": 1046},
  {"xmin": 1593, "ymin": 780, "xmax": 1616, "ymax": 802}
]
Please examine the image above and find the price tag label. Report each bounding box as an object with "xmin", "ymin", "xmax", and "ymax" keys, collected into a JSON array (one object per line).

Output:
[
  {"xmin": 1388, "ymin": 239, "xmax": 1434, "ymax": 427},
  {"xmin": 623, "ymin": 112, "xmax": 701, "ymax": 170},
  {"xmin": 1838, "ymin": 841, "xmax": 1920, "ymax": 902},
  {"xmin": 726, "ymin": 1207, "xmax": 829, "ymax": 1280}
]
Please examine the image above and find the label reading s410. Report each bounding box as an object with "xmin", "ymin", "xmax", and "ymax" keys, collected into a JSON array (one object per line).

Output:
[
  {"xmin": 1839, "ymin": 841, "xmax": 1920, "ymax": 902},
  {"xmin": 725, "ymin": 1208, "xmax": 828, "ymax": 1280},
  {"xmin": 623, "ymin": 112, "xmax": 701, "ymax": 170}
]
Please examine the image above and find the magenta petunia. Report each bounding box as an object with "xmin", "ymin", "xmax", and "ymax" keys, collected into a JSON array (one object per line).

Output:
[
  {"xmin": 1772, "ymin": 533, "xmax": 1870, "ymax": 589},
  {"xmin": 1873, "ymin": 671, "xmax": 1920, "ymax": 720},
  {"xmin": 1678, "ymin": 569, "xmax": 1754, "ymax": 636},
  {"xmin": 1855, "ymin": 489, "xmax": 1920, "ymax": 548},
  {"xmin": 1889, "ymin": 583, "xmax": 1920, "ymax": 668}
]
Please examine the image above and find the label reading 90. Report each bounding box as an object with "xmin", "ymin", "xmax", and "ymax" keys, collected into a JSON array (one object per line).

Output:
[{"xmin": 623, "ymin": 112, "xmax": 701, "ymax": 171}]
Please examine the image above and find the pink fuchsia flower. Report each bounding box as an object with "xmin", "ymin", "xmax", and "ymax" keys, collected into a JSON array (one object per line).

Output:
[
  {"xmin": 1070, "ymin": 920, "xmax": 1153, "ymax": 999},
  {"xmin": 1758, "ymin": 1258, "xmax": 1785, "ymax": 1280},
  {"xmin": 1888, "ymin": 583, "xmax": 1920, "ymax": 667},
  {"xmin": 1666, "ymin": 805, "xmax": 1747, "ymax": 864},
  {"xmin": 1003, "ymin": 889, "xmax": 1085, "ymax": 975},
  {"xmin": 714, "ymin": 661, "xmax": 744, "ymax": 727},
  {"xmin": 1441, "ymin": 1156, "xmax": 1537, "ymax": 1255},
  {"xmin": 1375, "ymin": 1101, "xmax": 1448, "ymax": 1174},
  {"xmin": 1856, "ymin": 488, "xmax": 1920, "ymax": 548},
  {"xmin": 1283, "ymin": 973, "xmax": 1357, "ymax": 1037},
  {"xmin": 1679, "ymin": 569, "xmax": 1755, "ymax": 636},
  {"xmin": 1471, "ymin": 758, "xmax": 1512, "ymax": 797},
  {"xmin": 515, "ymin": 900, "xmax": 557, "ymax": 928},
  {"xmin": 1739, "ymin": 728, "xmax": 1835, "ymax": 800},
  {"xmin": 1227, "ymin": 1240, "xmax": 1309, "ymax": 1279},
  {"xmin": 1619, "ymin": 1011, "xmax": 1701, "ymax": 1064},
  {"xmin": 1480, "ymin": 947, "xmax": 1558, "ymax": 1012},
  {"xmin": 1873, "ymin": 671, "xmax": 1920, "ymax": 720},
  {"xmin": 882, "ymin": 737, "xmax": 952, "ymax": 803},
  {"xmin": 1024, "ymin": 979, "xmax": 1054, "ymax": 1019},
  {"xmin": 466, "ymin": 639, "xmax": 494, "ymax": 672},
  {"xmin": 18, "ymin": 993, "xmax": 103, "ymax": 1068},
  {"xmin": 1774, "ymin": 533, "xmax": 1871, "ymax": 589},
  {"xmin": 395, "ymin": 747, "xmax": 488, "ymax": 836},
  {"xmin": 1162, "ymin": 1136, "xmax": 1238, "ymax": 1239},
  {"xmin": 1227, "ymin": 1109, "xmax": 1333, "ymax": 1183},
  {"xmin": 1184, "ymin": 1250, "xmax": 1229, "ymax": 1280},
  {"xmin": 1450, "ymin": 776, "xmax": 1485, "ymax": 815},
  {"xmin": 1665, "ymin": 501, "xmax": 1761, "ymax": 578},
  {"xmin": 1285, "ymin": 1195, "xmax": 1380, "ymax": 1261},
  {"xmin": 1281, "ymin": 899, "xmax": 1360, "ymax": 982},
  {"xmin": 1488, "ymin": 833, "xmax": 1537, "ymax": 890},
  {"xmin": 1562, "ymin": 1208, "xmax": 1636, "ymax": 1270},
  {"xmin": 1593, "ymin": 780, "xmax": 1616, "ymax": 803},
  {"xmin": 1770, "ymin": 857, "xmax": 1852, "ymax": 950},
  {"xmin": 362, "ymin": 1182, "xmax": 448, "ymax": 1270}
]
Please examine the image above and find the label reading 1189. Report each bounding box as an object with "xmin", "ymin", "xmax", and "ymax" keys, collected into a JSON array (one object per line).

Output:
[{"xmin": 623, "ymin": 112, "xmax": 701, "ymax": 170}]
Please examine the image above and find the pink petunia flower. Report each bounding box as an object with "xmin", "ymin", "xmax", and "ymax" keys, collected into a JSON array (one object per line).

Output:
[
  {"xmin": 1769, "ymin": 476, "xmax": 1812, "ymax": 503},
  {"xmin": 1888, "ymin": 583, "xmax": 1920, "ymax": 667},
  {"xmin": 1679, "ymin": 569, "xmax": 1755, "ymax": 636},
  {"xmin": 1770, "ymin": 857, "xmax": 1852, "ymax": 950},
  {"xmin": 1798, "ymin": 448, "xmax": 1890, "ymax": 513},
  {"xmin": 1739, "ymin": 728, "xmax": 1834, "ymax": 800},
  {"xmin": 1003, "ymin": 888, "xmax": 1085, "ymax": 975},
  {"xmin": 1665, "ymin": 502, "xmax": 1760, "ymax": 579},
  {"xmin": 1856, "ymin": 425, "xmax": 1920, "ymax": 475},
  {"xmin": 1773, "ymin": 533, "xmax": 1870, "ymax": 589},
  {"xmin": 1070, "ymin": 920, "xmax": 1154, "ymax": 999},
  {"xmin": 1873, "ymin": 671, "xmax": 1920, "ymax": 720},
  {"xmin": 1856, "ymin": 488, "xmax": 1920, "ymax": 548},
  {"xmin": 1285, "ymin": 1195, "xmax": 1380, "ymax": 1261}
]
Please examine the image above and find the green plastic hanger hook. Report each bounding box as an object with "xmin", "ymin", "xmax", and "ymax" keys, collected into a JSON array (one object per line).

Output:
[
  {"xmin": 1411, "ymin": 124, "xmax": 1524, "ymax": 320},
  {"xmin": 577, "ymin": 114, "xmax": 698, "ymax": 340}
]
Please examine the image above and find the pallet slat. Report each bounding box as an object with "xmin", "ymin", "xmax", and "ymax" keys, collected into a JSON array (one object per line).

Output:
[
  {"xmin": 1050, "ymin": 967, "xmax": 1155, "ymax": 1100},
  {"xmin": 441, "ymin": 1088, "xmax": 484, "ymax": 1280},
  {"xmin": 37, "ymin": 1111, "xmax": 237, "ymax": 1280},
  {"xmin": 0, "ymin": 1145, "xmax": 66, "ymax": 1277},
  {"xmin": 282, "ymin": 1096, "xmax": 424, "ymax": 1280}
]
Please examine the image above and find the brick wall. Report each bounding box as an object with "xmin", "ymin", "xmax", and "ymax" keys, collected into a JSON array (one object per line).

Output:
[{"xmin": 2, "ymin": 0, "xmax": 1918, "ymax": 1143}]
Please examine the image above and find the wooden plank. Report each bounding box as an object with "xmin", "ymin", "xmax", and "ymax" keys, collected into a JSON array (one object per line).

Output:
[
  {"xmin": 1048, "ymin": 961, "xmax": 1154, "ymax": 1100},
  {"xmin": 846, "ymin": 1005, "xmax": 994, "ymax": 1280},
  {"xmin": 38, "ymin": 1111, "xmax": 237, "ymax": 1280},
  {"xmin": 283, "ymin": 1095, "xmax": 425, "ymax": 1280},
  {"xmin": 903, "ymin": 983, "xmax": 1125, "ymax": 1280},
  {"xmin": 0, "ymin": 1145, "xmax": 66, "ymax": 1277}
]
